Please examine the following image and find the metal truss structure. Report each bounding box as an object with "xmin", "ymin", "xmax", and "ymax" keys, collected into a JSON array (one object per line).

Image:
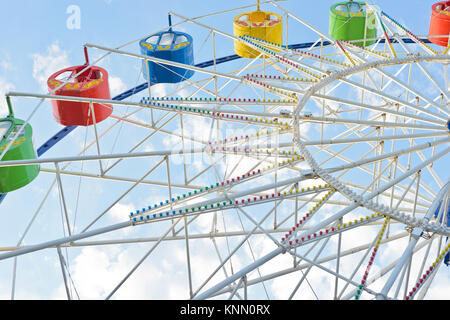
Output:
[{"xmin": 0, "ymin": 1, "xmax": 448, "ymax": 300}]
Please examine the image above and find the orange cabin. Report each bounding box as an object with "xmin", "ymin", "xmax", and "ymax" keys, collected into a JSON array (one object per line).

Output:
[
  {"xmin": 429, "ymin": 1, "xmax": 450, "ymax": 47},
  {"xmin": 47, "ymin": 50, "xmax": 112, "ymax": 126}
]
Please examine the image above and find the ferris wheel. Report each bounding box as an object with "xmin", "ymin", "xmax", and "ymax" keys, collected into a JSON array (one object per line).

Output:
[{"xmin": 0, "ymin": 0, "xmax": 449, "ymax": 301}]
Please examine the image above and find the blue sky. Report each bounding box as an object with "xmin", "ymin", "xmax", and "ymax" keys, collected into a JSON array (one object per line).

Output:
[
  {"xmin": 0, "ymin": 0, "xmax": 448, "ymax": 300},
  {"xmin": 0, "ymin": 0, "xmax": 440, "ymax": 140},
  {"xmin": 0, "ymin": 0, "xmax": 438, "ymax": 98}
]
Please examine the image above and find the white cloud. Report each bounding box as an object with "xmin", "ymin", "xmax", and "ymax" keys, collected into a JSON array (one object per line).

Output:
[
  {"xmin": 0, "ymin": 60, "xmax": 13, "ymax": 72},
  {"xmin": 109, "ymin": 76, "xmax": 127, "ymax": 97},
  {"xmin": 425, "ymin": 268, "xmax": 450, "ymax": 299},
  {"xmin": 150, "ymin": 83, "xmax": 169, "ymax": 98},
  {"xmin": 0, "ymin": 77, "xmax": 14, "ymax": 117},
  {"xmin": 52, "ymin": 246, "xmax": 128, "ymax": 299},
  {"xmin": 50, "ymin": 233, "xmax": 227, "ymax": 300},
  {"xmin": 109, "ymin": 202, "xmax": 135, "ymax": 224},
  {"xmin": 31, "ymin": 42, "xmax": 70, "ymax": 91},
  {"xmin": 0, "ymin": 280, "xmax": 10, "ymax": 299}
]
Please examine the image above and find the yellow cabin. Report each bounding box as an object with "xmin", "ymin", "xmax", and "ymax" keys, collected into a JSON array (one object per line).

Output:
[{"xmin": 233, "ymin": 3, "xmax": 283, "ymax": 58}]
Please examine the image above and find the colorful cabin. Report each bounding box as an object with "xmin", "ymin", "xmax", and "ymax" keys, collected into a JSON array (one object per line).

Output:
[
  {"xmin": 233, "ymin": 6, "xmax": 283, "ymax": 58},
  {"xmin": 0, "ymin": 99, "xmax": 39, "ymax": 193},
  {"xmin": 139, "ymin": 30, "xmax": 195, "ymax": 84},
  {"xmin": 47, "ymin": 49, "xmax": 112, "ymax": 126},
  {"xmin": 428, "ymin": 1, "xmax": 450, "ymax": 47},
  {"xmin": 329, "ymin": 1, "xmax": 377, "ymax": 46}
]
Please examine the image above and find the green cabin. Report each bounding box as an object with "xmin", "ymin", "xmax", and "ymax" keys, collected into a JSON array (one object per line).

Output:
[
  {"xmin": 0, "ymin": 99, "xmax": 39, "ymax": 193},
  {"xmin": 329, "ymin": 1, "xmax": 378, "ymax": 47}
]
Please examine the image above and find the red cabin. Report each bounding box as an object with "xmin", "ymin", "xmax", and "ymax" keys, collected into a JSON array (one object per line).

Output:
[
  {"xmin": 429, "ymin": 1, "xmax": 450, "ymax": 47},
  {"xmin": 47, "ymin": 49, "xmax": 112, "ymax": 126}
]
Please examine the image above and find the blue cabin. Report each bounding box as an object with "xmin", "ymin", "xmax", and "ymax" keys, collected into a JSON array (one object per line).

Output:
[{"xmin": 139, "ymin": 31, "xmax": 195, "ymax": 84}]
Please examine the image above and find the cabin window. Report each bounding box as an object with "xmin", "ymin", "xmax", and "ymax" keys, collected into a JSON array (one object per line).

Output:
[
  {"xmin": 335, "ymin": 4, "xmax": 349, "ymax": 16},
  {"xmin": 348, "ymin": 2, "xmax": 361, "ymax": 14},
  {"xmin": 159, "ymin": 33, "xmax": 175, "ymax": 46},
  {"xmin": 145, "ymin": 36, "xmax": 159, "ymax": 45},
  {"xmin": 174, "ymin": 35, "xmax": 188, "ymax": 45},
  {"xmin": 9, "ymin": 124, "xmax": 25, "ymax": 138},
  {"xmin": 0, "ymin": 121, "xmax": 12, "ymax": 140}
]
